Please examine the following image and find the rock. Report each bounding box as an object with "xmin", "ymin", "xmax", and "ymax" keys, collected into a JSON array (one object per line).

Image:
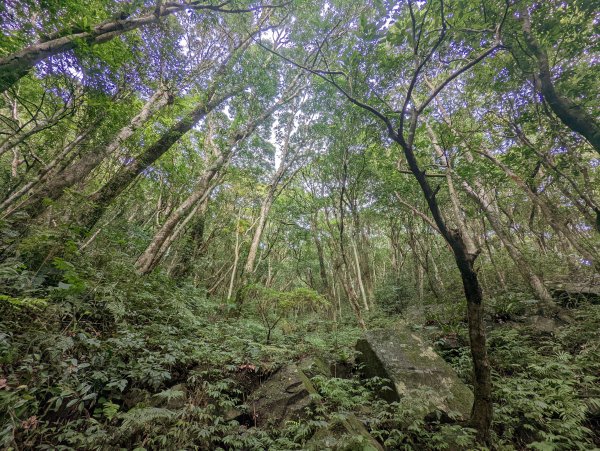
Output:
[
  {"xmin": 245, "ymin": 357, "xmax": 383, "ymax": 448},
  {"xmin": 526, "ymin": 315, "xmax": 561, "ymax": 334},
  {"xmin": 435, "ymin": 333, "xmax": 461, "ymax": 352},
  {"xmin": 157, "ymin": 383, "xmax": 187, "ymax": 409},
  {"xmin": 548, "ymin": 279, "xmax": 600, "ymax": 305},
  {"xmin": 246, "ymin": 357, "xmax": 327, "ymax": 427},
  {"xmin": 307, "ymin": 414, "xmax": 384, "ymax": 451},
  {"xmin": 122, "ymin": 388, "xmax": 152, "ymax": 409},
  {"xmin": 122, "ymin": 385, "xmax": 188, "ymax": 411},
  {"xmin": 356, "ymin": 327, "xmax": 474, "ymax": 420}
]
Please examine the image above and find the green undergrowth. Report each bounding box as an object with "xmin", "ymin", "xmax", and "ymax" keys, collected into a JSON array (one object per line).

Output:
[
  {"xmin": 0, "ymin": 253, "xmax": 598, "ymax": 450},
  {"xmin": 0, "ymin": 253, "xmax": 365, "ymax": 449},
  {"xmin": 434, "ymin": 297, "xmax": 600, "ymax": 450}
]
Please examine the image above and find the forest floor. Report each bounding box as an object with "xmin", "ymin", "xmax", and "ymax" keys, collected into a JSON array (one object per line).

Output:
[{"xmin": 1, "ymin": 255, "xmax": 599, "ymax": 450}]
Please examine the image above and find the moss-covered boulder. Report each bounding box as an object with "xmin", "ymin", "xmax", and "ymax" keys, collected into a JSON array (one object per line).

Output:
[
  {"xmin": 246, "ymin": 357, "xmax": 327, "ymax": 427},
  {"xmin": 548, "ymin": 280, "xmax": 600, "ymax": 305},
  {"xmin": 247, "ymin": 357, "xmax": 384, "ymax": 450},
  {"xmin": 356, "ymin": 327, "xmax": 473, "ymax": 420}
]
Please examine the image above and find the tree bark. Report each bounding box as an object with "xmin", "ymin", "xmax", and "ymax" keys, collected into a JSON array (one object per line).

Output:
[
  {"xmin": 393, "ymin": 119, "xmax": 492, "ymax": 442},
  {"xmin": 227, "ymin": 212, "xmax": 242, "ymax": 301},
  {"xmin": 244, "ymin": 107, "xmax": 300, "ymax": 275},
  {"xmin": 428, "ymin": 122, "xmax": 554, "ymax": 303},
  {"xmin": 3, "ymin": 88, "xmax": 170, "ymax": 218},
  {"xmin": 171, "ymin": 199, "xmax": 209, "ymax": 280},
  {"xmin": 350, "ymin": 234, "xmax": 370, "ymax": 311},
  {"xmin": 1, "ymin": 120, "xmax": 98, "ymax": 217},
  {"xmin": 134, "ymin": 90, "xmax": 297, "ymax": 274},
  {"xmin": 479, "ymin": 149, "xmax": 599, "ymax": 265},
  {"xmin": 0, "ymin": 2, "xmax": 264, "ymax": 92},
  {"xmin": 521, "ymin": 10, "xmax": 600, "ymax": 154},
  {"xmin": 244, "ymin": 193, "xmax": 274, "ymax": 275},
  {"xmin": 80, "ymin": 89, "xmax": 236, "ymax": 231},
  {"xmin": 0, "ymin": 101, "xmax": 74, "ymax": 157},
  {"xmin": 461, "ymin": 179, "xmax": 554, "ymax": 304},
  {"xmin": 311, "ymin": 215, "xmax": 331, "ymax": 298},
  {"xmin": 135, "ymin": 152, "xmax": 227, "ymax": 274}
]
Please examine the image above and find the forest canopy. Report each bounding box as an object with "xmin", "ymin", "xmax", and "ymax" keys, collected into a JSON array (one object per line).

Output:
[{"xmin": 0, "ymin": 0, "xmax": 598, "ymax": 449}]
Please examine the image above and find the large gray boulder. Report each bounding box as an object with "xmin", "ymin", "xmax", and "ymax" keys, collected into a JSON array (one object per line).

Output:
[{"xmin": 356, "ymin": 327, "xmax": 474, "ymax": 420}]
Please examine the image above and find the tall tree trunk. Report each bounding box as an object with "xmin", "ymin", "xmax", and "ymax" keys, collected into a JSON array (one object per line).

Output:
[
  {"xmin": 1, "ymin": 120, "xmax": 98, "ymax": 218},
  {"xmin": 80, "ymin": 90, "xmax": 236, "ymax": 231},
  {"xmin": 0, "ymin": 100, "xmax": 75, "ymax": 157},
  {"xmin": 480, "ymin": 149, "xmax": 598, "ymax": 265},
  {"xmin": 244, "ymin": 108, "xmax": 299, "ymax": 275},
  {"xmin": 393, "ymin": 122, "xmax": 492, "ymax": 442},
  {"xmin": 325, "ymin": 207, "xmax": 366, "ymax": 329},
  {"xmin": 481, "ymin": 217, "xmax": 508, "ymax": 292},
  {"xmin": 135, "ymin": 153, "xmax": 228, "ymax": 274},
  {"xmin": 0, "ymin": 2, "xmax": 263, "ymax": 92},
  {"xmin": 227, "ymin": 212, "xmax": 242, "ymax": 301},
  {"xmin": 311, "ymin": 214, "xmax": 331, "ymax": 299},
  {"xmin": 350, "ymin": 234, "xmax": 370, "ymax": 311},
  {"xmin": 513, "ymin": 124, "xmax": 600, "ymax": 232},
  {"xmin": 521, "ymin": 9, "xmax": 600, "ymax": 154},
  {"xmin": 171, "ymin": 199, "xmax": 209, "ymax": 280},
  {"xmin": 461, "ymin": 179, "xmax": 554, "ymax": 304},
  {"xmin": 3, "ymin": 88, "xmax": 170, "ymax": 218},
  {"xmin": 244, "ymin": 192, "xmax": 274, "ymax": 275},
  {"xmin": 134, "ymin": 89, "xmax": 298, "ymax": 274},
  {"xmin": 428, "ymin": 122, "xmax": 554, "ymax": 304},
  {"xmin": 425, "ymin": 248, "xmax": 445, "ymax": 300}
]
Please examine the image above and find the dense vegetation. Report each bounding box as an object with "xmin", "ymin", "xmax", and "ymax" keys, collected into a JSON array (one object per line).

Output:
[{"xmin": 0, "ymin": 0, "xmax": 598, "ymax": 449}]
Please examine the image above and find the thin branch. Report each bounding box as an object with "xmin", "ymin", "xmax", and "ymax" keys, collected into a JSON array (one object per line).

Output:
[
  {"xmin": 395, "ymin": 192, "xmax": 441, "ymax": 234},
  {"xmin": 255, "ymin": 40, "xmax": 396, "ymax": 137},
  {"xmin": 417, "ymin": 43, "xmax": 503, "ymax": 115}
]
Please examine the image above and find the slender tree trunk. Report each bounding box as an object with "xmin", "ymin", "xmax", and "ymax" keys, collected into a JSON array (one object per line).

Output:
[
  {"xmin": 0, "ymin": 99, "xmax": 75, "ymax": 157},
  {"xmin": 338, "ymin": 265, "xmax": 366, "ymax": 329},
  {"xmin": 351, "ymin": 234, "xmax": 369, "ymax": 311},
  {"xmin": 244, "ymin": 109, "xmax": 298, "ymax": 275},
  {"xmin": 3, "ymin": 89, "xmax": 170, "ymax": 218},
  {"xmin": 461, "ymin": 180, "xmax": 555, "ymax": 305},
  {"xmin": 171, "ymin": 199, "xmax": 209, "ymax": 280},
  {"xmin": 480, "ymin": 149, "xmax": 598, "ymax": 265},
  {"xmin": 425, "ymin": 249, "xmax": 445, "ymax": 300},
  {"xmin": 80, "ymin": 90, "xmax": 237, "ymax": 231},
  {"xmin": 135, "ymin": 154, "xmax": 228, "ymax": 274},
  {"xmin": 227, "ymin": 212, "xmax": 242, "ymax": 301},
  {"xmin": 408, "ymin": 230, "xmax": 425, "ymax": 302},
  {"xmin": 325, "ymin": 207, "xmax": 366, "ymax": 329},
  {"xmin": 393, "ymin": 122, "xmax": 492, "ymax": 442},
  {"xmin": 431, "ymin": 121, "xmax": 555, "ymax": 303},
  {"xmin": 244, "ymin": 193, "xmax": 274, "ymax": 274},
  {"xmin": 428, "ymin": 244, "xmax": 445, "ymax": 291},
  {"xmin": 135, "ymin": 90, "xmax": 297, "ymax": 274},
  {"xmin": 1, "ymin": 121, "xmax": 98, "ymax": 217},
  {"xmin": 481, "ymin": 217, "xmax": 508, "ymax": 292},
  {"xmin": 514, "ymin": 125, "xmax": 600, "ymax": 232},
  {"xmin": 311, "ymin": 215, "xmax": 331, "ymax": 298}
]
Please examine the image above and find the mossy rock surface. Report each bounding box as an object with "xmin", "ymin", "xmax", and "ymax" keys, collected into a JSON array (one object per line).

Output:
[
  {"xmin": 356, "ymin": 327, "xmax": 474, "ymax": 420},
  {"xmin": 246, "ymin": 357, "xmax": 328, "ymax": 427}
]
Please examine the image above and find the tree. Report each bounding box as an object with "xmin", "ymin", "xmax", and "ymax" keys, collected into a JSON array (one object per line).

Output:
[
  {"xmin": 0, "ymin": 0, "xmax": 281, "ymax": 92},
  {"xmin": 519, "ymin": 4, "xmax": 600, "ymax": 155},
  {"xmin": 269, "ymin": 0, "xmax": 510, "ymax": 441}
]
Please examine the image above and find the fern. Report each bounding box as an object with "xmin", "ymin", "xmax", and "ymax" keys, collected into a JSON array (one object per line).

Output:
[{"xmin": 119, "ymin": 407, "xmax": 177, "ymax": 434}]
